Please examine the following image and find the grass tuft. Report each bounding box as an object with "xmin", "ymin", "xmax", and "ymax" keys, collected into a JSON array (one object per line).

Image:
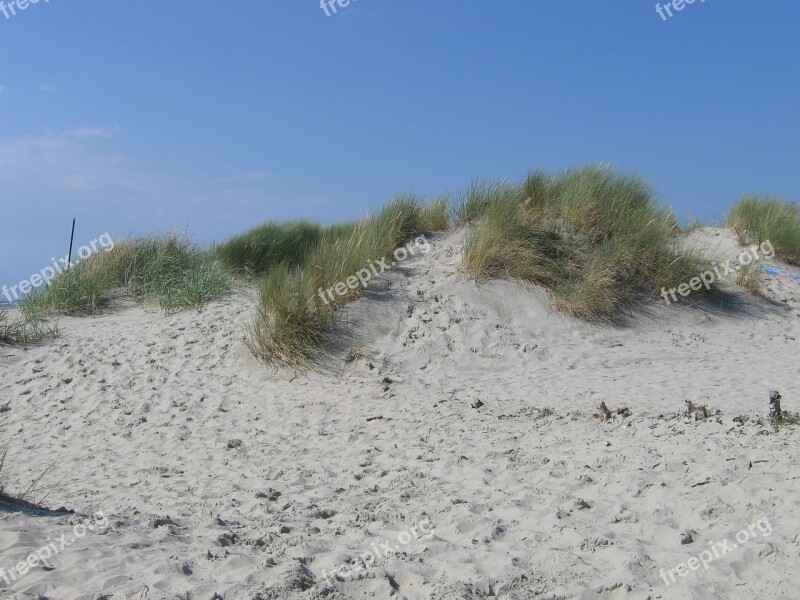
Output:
[
  {"xmin": 247, "ymin": 196, "xmax": 428, "ymax": 366},
  {"xmin": 422, "ymin": 196, "xmax": 451, "ymax": 231},
  {"xmin": 0, "ymin": 310, "xmax": 57, "ymax": 344},
  {"xmin": 21, "ymin": 234, "xmax": 231, "ymax": 318},
  {"xmin": 736, "ymin": 261, "xmax": 764, "ymax": 297},
  {"xmin": 213, "ymin": 221, "xmax": 325, "ymax": 275},
  {"xmin": 455, "ymin": 181, "xmax": 520, "ymax": 225},
  {"xmin": 463, "ymin": 167, "xmax": 714, "ymax": 319},
  {"xmin": 778, "ymin": 411, "xmax": 800, "ymax": 427},
  {"xmin": 727, "ymin": 197, "xmax": 800, "ymax": 265},
  {"xmin": 124, "ymin": 235, "xmax": 232, "ymax": 313},
  {"xmin": 679, "ymin": 217, "xmax": 702, "ymax": 235}
]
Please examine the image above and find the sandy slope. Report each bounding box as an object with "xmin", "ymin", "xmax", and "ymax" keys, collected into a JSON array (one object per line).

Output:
[{"xmin": 1, "ymin": 227, "xmax": 799, "ymax": 600}]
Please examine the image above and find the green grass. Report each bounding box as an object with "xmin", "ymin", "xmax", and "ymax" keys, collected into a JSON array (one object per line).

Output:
[
  {"xmin": 246, "ymin": 173, "xmax": 721, "ymax": 365},
  {"xmin": 455, "ymin": 181, "xmax": 519, "ymax": 225},
  {"xmin": 20, "ymin": 259, "xmax": 118, "ymax": 317},
  {"xmin": 0, "ymin": 310, "xmax": 57, "ymax": 344},
  {"xmin": 9, "ymin": 172, "xmax": 728, "ymax": 364},
  {"xmin": 124, "ymin": 236, "xmax": 232, "ymax": 313},
  {"xmin": 727, "ymin": 197, "xmax": 800, "ymax": 265},
  {"xmin": 21, "ymin": 234, "xmax": 232, "ymax": 318},
  {"xmin": 679, "ymin": 216, "xmax": 702, "ymax": 235},
  {"xmin": 213, "ymin": 197, "xmax": 448, "ymax": 279},
  {"xmin": 736, "ymin": 260, "xmax": 765, "ymax": 297},
  {"xmin": 248, "ymin": 195, "xmax": 429, "ymax": 366},
  {"xmin": 462, "ymin": 167, "xmax": 714, "ymax": 319},
  {"xmin": 779, "ymin": 411, "xmax": 800, "ymax": 427},
  {"xmin": 15, "ymin": 194, "xmax": 445, "ymax": 351},
  {"xmin": 212, "ymin": 220, "xmax": 325, "ymax": 275},
  {"xmin": 423, "ymin": 196, "xmax": 451, "ymax": 231}
]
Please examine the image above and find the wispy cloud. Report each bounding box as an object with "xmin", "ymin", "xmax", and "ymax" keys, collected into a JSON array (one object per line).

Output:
[
  {"xmin": 0, "ymin": 129, "xmax": 284, "ymax": 217},
  {"xmin": 66, "ymin": 126, "xmax": 121, "ymax": 139},
  {"xmin": 0, "ymin": 128, "xmax": 165, "ymax": 193},
  {"xmin": 0, "ymin": 128, "xmax": 334, "ymax": 238},
  {"xmin": 40, "ymin": 84, "xmax": 56, "ymax": 93},
  {"xmin": 216, "ymin": 167, "xmax": 273, "ymax": 184},
  {"xmin": 0, "ymin": 85, "xmax": 5, "ymax": 95},
  {"xmin": 243, "ymin": 171, "xmax": 271, "ymax": 181}
]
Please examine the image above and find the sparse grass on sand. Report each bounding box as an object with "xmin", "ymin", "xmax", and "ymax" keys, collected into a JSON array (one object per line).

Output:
[
  {"xmin": 727, "ymin": 197, "xmax": 800, "ymax": 265},
  {"xmin": 0, "ymin": 310, "xmax": 57, "ymax": 345},
  {"xmin": 736, "ymin": 261, "xmax": 765, "ymax": 297},
  {"xmin": 680, "ymin": 216, "xmax": 702, "ymax": 235},
  {"xmin": 779, "ymin": 411, "xmax": 800, "ymax": 427},
  {"xmin": 462, "ymin": 167, "xmax": 713, "ymax": 319},
  {"xmin": 0, "ymin": 442, "xmax": 61, "ymax": 506},
  {"xmin": 21, "ymin": 234, "xmax": 231, "ymax": 318},
  {"xmin": 248, "ymin": 196, "xmax": 434, "ymax": 367}
]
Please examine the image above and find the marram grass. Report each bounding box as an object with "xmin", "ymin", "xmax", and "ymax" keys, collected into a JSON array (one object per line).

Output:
[
  {"xmin": 247, "ymin": 196, "xmax": 431, "ymax": 367},
  {"xmin": 212, "ymin": 220, "xmax": 325, "ymax": 276},
  {"xmin": 0, "ymin": 310, "xmax": 57, "ymax": 345},
  {"xmin": 21, "ymin": 234, "xmax": 232, "ymax": 318},
  {"xmin": 462, "ymin": 167, "xmax": 713, "ymax": 320},
  {"xmin": 16, "ymin": 195, "xmax": 449, "ymax": 350},
  {"xmin": 18, "ymin": 177, "xmax": 794, "ymax": 368},
  {"xmin": 726, "ymin": 197, "xmax": 800, "ymax": 265}
]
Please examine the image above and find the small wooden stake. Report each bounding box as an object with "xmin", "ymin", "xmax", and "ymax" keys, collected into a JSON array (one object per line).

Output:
[
  {"xmin": 769, "ymin": 390, "xmax": 782, "ymax": 424},
  {"xmin": 684, "ymin": 400, "xmax": 694, "ymax": 417}
]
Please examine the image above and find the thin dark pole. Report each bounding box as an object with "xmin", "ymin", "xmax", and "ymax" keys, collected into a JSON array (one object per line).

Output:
[{"xmin": 67, "ymin": 218, "xmax": 76, "ymax": 269}]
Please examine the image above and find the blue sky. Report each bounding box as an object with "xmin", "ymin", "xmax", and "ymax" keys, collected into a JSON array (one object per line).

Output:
[{"xmin": 1, "ymin": 0, "xmax": 798, "ymax": 289}]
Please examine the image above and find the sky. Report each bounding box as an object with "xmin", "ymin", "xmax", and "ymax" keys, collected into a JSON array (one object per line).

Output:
[{"xmin": 1, "ymin": 0, "xmax": 798, "ymax": 290}]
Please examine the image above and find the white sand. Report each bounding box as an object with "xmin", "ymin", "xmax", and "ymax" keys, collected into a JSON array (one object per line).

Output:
[{"xmin": 1, "ymin": 227, "xmax": 799, "ymax": 600}]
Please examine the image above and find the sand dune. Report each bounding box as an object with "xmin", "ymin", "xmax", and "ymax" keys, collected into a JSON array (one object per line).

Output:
[{"xmin": 1, "ymin": 227, "xmax": 799, "ymax": 599}]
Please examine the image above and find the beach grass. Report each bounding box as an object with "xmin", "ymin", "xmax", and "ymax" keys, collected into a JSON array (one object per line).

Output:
[
  {"xmin": 455, "ymin": 181, "xmax": 519, "ymax": 225},
  {"xmin": 680, "ymin": 216, "xmax": 702, "ymax": 235},
  {"xmin": 123, "ymin": 235, "xmax": 232, "ymax": 313},
  {"xmin": 9, "ymin": 173, "xmax": 734, "ymax": 362},
  {"xmin": 726, "ymin": 197, "xmax": 800, "ymax": 265},
  {"xmin": 213, "ymin": 197, "xmax": 449, "ymax": 279},
  {"xmin": 212, "ymin": 220, "xmax": 325, "ymax": 276},
  {"xmin": 462, "ymin": 167, "xmax": 713, "ymax": 319},
  {"xmin": 423, "ymin": 196, "xmax": 451, "ymax": 231},
  {"xmin": 0, "ymin": 310, "xmax": 57, "ymax": 345},
  {"xmin": 16, "ymin": 193, "xmax": 448, "ymax": 348},
  {"xmin": 248, "ymin": 195, "xmax": 429, "ymax": 366},
  {"xmin": 20, "ymin": 258, "xmax": 117, "ymax": 317},
  {"xmin": 21, "ymin": 234, "xmax": 231, "ymax": 318},
  {"xmin": 736, "ymin": 260, "xmax": 765, "ymax": 297}
]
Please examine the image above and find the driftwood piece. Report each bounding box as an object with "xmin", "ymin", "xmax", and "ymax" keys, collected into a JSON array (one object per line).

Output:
[
  {"xmin": 599, "ymin": 402, "xmax": 612, "ymax": 421},
  {"xmin": 769, "ymin": 390, "xmax": 782, "ymax": 424},
  {"xmin": 684, "ymin": 400, "xmax": 694, "ymax": 417}
]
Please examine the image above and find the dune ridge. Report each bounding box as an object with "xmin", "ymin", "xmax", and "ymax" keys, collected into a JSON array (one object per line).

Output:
[{"xmin": 0, "ymin": 227, "xmax": 798, "ymax": 599}]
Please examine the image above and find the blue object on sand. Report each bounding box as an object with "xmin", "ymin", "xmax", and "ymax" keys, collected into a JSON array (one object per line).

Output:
[{"xmin": 763, "ymin": 267, "xmax": 800, "ymax": 281}]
